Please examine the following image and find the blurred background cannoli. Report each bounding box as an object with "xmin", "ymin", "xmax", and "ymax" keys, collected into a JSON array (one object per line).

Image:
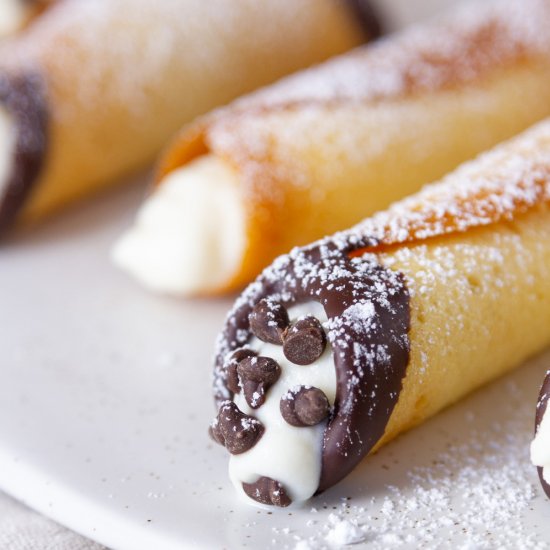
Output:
[
  {"xmin": 0, "ymin": 0, "xmax": 378, "ymax": 234},
  {"xmin": 0, "ymin": 0, "xmax": 55, "ymax": 39}
]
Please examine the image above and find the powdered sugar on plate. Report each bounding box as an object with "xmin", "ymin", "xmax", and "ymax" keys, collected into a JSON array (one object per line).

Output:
[{"xmin": 257, "ymin": 349, "xmax": 550, "ymax": 549}]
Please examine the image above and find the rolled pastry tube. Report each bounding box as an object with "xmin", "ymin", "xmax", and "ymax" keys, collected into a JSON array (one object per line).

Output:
[
  {"xmin": 0, "ymin": 0, "xmax": 376, "ymax": 234},
  {"xmin": 114, "ymin": 0, "xmax": 550, "ymax": 296},
  {"xmin": 531, "ymin": 371, "xmax": 550, "ymax": 498},
  {"xmin": 209, "ymin": 119, "xmax": 550, "ymax": 507}
]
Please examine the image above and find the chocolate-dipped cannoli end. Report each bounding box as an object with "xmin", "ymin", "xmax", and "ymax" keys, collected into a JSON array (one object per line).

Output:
[
  {"xmin": 0, "ymin": 71, "xmax": 47, "ymax": 236},
  {"xmin": 532, "ymin": 370, "xmax": 550, "ymax": 498},
  {"xmin": 211, "ymin": 235, "xmax": 410, "ymax": 506}
]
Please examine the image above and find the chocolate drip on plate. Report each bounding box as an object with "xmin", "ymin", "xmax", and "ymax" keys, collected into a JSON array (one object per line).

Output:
[
  {"xmin": 535, "ymin": 372, "xmax": 550, "ymax": 498},
  {"xmin": 0, "ymin": 71, "xmax": 48, "ymax": 235},
  {"xmin": 214, "ymin": 232, "xmax": 410, "ymax": 496}
]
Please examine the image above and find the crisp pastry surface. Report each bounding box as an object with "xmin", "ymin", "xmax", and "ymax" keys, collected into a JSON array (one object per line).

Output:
[
  {"xmin": 358, "ymin": 119, "xmax": 550, "ymax": 249},
  {"xmin": 362, "ymin": 119, "xmax": 550, "ymax": 444},
  {"xmin": 154, "ymin": 0, "xmax": 550, "ymax": 293}
]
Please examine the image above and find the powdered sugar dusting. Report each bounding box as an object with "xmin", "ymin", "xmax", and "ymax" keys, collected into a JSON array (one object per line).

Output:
[
  {"xmin": 324, "ymin": 514, "xmax": 366, "ymax": 546},
  {"xmin": 0, "ymin": 0, "xmax": 358, "ymax": 122},
  {"xmin": 205, "ymin": 0, "xmax": 550, "ymax": 134},
  {"xmin": 234, "ymin": 0, "xmax": 550, "ymax": 107},
  {"xmin": 358, "ymin": 118, "xmax": 550, "ymax": 249},
  {"xmin": 263, "ymin": 360, "xmax": 550, "ymax": 549},
  {"xmin": 188, "ymin": 0, "xmax": 550, "ymax": 224}
]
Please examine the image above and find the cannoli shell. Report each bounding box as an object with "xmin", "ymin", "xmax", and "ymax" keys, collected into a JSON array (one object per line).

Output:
[
  {"xmin": 0, "ymin": 0, "xmax": 371, "ymax": 231},
  {"xmin": 160, "ymin": 0, "xmax": 550, "ymax": 293}
]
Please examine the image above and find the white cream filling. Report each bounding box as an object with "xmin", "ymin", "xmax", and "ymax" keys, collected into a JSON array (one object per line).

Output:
[
  {"xmin": 111, "ymin": 155, "xmax": 246, "ymax": 295},
  {"xmin": 531, "ymin": 389, "xmax": 550, "ymax": 485},
  {"xmin": 0, "ymin": 105, "xmax": 15, "ymax": 200},
  {"xmin": 229, "ymin": 302, "xmax": 337, "ymax": 506},
  {"xmin": 0, "ymin": 0, "xmax": 30, "ymax": 38}
]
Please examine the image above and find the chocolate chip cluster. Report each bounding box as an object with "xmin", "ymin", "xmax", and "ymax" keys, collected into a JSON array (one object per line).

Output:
[
  {"xmin": 280, "ymin": 385, "xmax": 330, "ymax": 427},
  {"xmin": 225, "ymin": 348, "xmax": 280, "ymax": 409},
  {"xmin": 224, "ymin": 299, "xmax": 331, "ymax": 412},
  {"xmin": 209, "ymin": 299, "xmax": 333, "ymax": 507},
  {"xmin": 210, "ymin": 346, "xmax": 278, "ymax": 457},
  {"xmin": 250, "ymin": 299, "xmax": 327, "ymax": 365},
  {"xmin": 209, "ymin": 401, "xmax": 264, "ymax": 454}
]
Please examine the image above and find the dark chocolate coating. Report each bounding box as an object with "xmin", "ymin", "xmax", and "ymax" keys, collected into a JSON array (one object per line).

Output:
[
  {"xmin": 535, "ymin": 371, "xmax": 550, "ymax": 498},
  {"xmin": 0, "ymin": 71, "xmax": 48, "ymax": 235},
  {"xmin": 214, "ymin": 232, "xmax": 410, "ymax": 495},
  {"xmin": 343, "ymin": 0, "xmax": 383, "ymax": 41}
]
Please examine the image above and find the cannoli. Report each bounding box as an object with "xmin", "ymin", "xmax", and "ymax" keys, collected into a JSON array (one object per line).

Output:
[
  {"xmin": 209, "ymin": 118, "xmax": 550, "ymax": 507},
  {"xmin": 0, "ymin": 0, "xmax": 377, "ymax": 234},
  {"xmin": 531, "ymin": 372, "xmax": 550, "ymax": 498},
  {"xmin": 114, "ymin": 0, "xmax": 550, "ymax": 296}
]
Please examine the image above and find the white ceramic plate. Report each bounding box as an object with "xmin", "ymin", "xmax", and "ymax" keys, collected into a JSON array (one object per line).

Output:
[
  {"xmin": 1, "ymin": 1, "xmax": 549, "ymax": 549},
  {"xmin": 1, "ymin": 174, "xmax": 549, "ymax": 550}
]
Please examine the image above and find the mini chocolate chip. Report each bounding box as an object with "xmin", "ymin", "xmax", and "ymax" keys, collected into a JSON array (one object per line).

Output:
[
  {"xmin": 237, "ymin": 356, "xmax": 280, "ymax": 384},
  {"xmin": 249, "ymin": 299, "xmax": 289, "ymax": 345},
  {"xmin": 208, "ymin": 419, "xmax": 225, "ymax": 446},
  {"xmin": 237, "ymin": 356, "xmax": 281, "ymax": 409},
  {"xmin": 213, "ymin": 401, "xmax": 264, "ymax": 454},
  {"xmin": 241, "ymin": 380, "xmax": 266, "ymax": 409},
  {"xmin": 224, "ymin": 348, "xmax": 257, "ymax": 394},
  {"xmin": 242, "ymin": 476, "xmax": 292, "ymax": 507},
  {"xmin": 283, "ymin": 316, "xmax": 326, "ymax": 365},
  {"xmin": 280, "ymin": 386, "xmax": 330, "ymax": 427}
]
